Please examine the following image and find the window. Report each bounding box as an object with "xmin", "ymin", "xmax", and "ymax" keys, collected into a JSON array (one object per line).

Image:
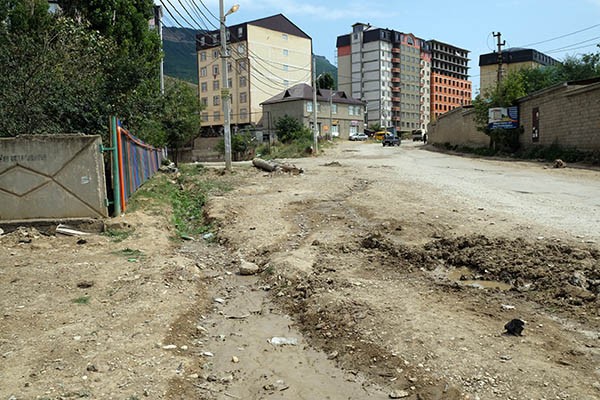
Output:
[
  {"xmin": 283, "ymin": 49, "xmax": 288, "ymax": 56},
  {"xmin": 237, "ymin": 27, "xmax": 243, "ymax": 37},
  {"xmin": 306, "ymin": 101, "xmax": 313, "ymax": 112},
  {"xmin": 237, "ymin": 44, "xmax": 245, "ymax": 53},
  {"xmin": 239, "ymin": 76, "xmax": 247, "ymax": 87},
  {"xmin": 201, "ymin": 82, "xmax": 207, "ymax": 92},
  {"xmin": 201, "ymin": 112, "xmax": 208, "ymax": 122},
  {"xmin": 214, "ymin": 111, "xmax": 220, "ymax": 120},
  {"xmin": 228, "ymin": 62, "xmax": 232, "ymax": 72},
  {"xmin": 349, "ymin": 105, "xmax": 354, "ymax": 116},
  {"xmin": 200, "ymin": 52, "xmax": 206, "ymax": 61},
  {"xmin": 200, "ymin": 37, "xmax": 205, "ymax": 46},
  {"xmin": 283, "ymin": 79, "xmax": 289, "ymax": 87},
  {"xmin": 283, "ymin": 64, "xmax": 289, "ymax": 71},
  {"xmin": 240, "ymin": 92, "xmax": 247, "ymax": 103},
  {"xmin": 213, "ymin": 95, "xmax": 220, "ymax": 106},
  {"xmin": 213, "ymin": 65, "xmax": 219, "ymax": 76},
  {"xmin": 282, "ymin": 33, "xmax": 288, "ymax": 40},
  {"xmin": 213, "ymin": 50, "xmax": 219, "ymax": 59},
  {"xmin": 228, "ymin": 78, "xmax": 232, "ymax": 88},
  {"xmin": 239, "ymin": 60, "xmax": 247, "ymax": 71},
  {"xmin": 200, "ymin": 67, "xmax": 207, "ymax": 77},
  {"xmin": 332, "ymin": 104, "xmax": 337, "ymax": 114},
  {"xmin": 240, "ymin": 108, "xmax": 247, "ymax": 120},
  {"xmin": 201, "ymin": 97, "xmax": 208, "ymax": 106},
  {"xmin": 213, "ymin": 80, "xmax": 219, "ymax": 90}
]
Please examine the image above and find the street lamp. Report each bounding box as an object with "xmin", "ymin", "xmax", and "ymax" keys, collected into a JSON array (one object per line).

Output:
[{"xmin": 220, "ymin": 1, "xmax": 239, "ymax": 171}]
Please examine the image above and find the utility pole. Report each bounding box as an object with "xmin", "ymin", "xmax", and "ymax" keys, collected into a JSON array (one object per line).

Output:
[
  {"xmin": 312, "ymin": 55, "xmax": 318, "ymax": 154},
  {"xmin": 329, "ymin": 90, "xmax": 333, "ymax": 141},
  {"xmin": 156, "ymin": 5, "xmax": 164, "ymax": 94},
  {"xmin": 493, "ymin": 32, "xmax": 506, "ymax": 88},
  {"xmin": 220, "ymin": 1, "xmax": 239, "ymax": 171}
]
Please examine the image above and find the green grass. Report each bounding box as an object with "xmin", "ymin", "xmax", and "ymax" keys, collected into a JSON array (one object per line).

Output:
[
  {"xmin": 256, "ymin": 137, "xmax": 315, "ymax": 159},
  {"xmin": 72, "ymin": 296, "xmax": 90, "ymax": 305},
  {"xmin": 126, "ymin": 164, "xmax": 233, "ymax": 240},
  {"xmin": 114, "ymin": 248, "xmax": 144, "ymax": 258},
  {"xmin": 103, "ymin": 229, "xmax": 131, "ymax": 243},
  {"xmin": 436, "ymin": 142, "xmax": 600, "ymax": 166}
]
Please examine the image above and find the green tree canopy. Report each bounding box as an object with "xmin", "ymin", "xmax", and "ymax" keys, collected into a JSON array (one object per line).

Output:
[
  {"xmin": 275, "ymin": 115, "xmax": 311, "ymax": 143},
  {"xmin": 316, "ymin": 72, "xmax": 335, "ymax": 90}
]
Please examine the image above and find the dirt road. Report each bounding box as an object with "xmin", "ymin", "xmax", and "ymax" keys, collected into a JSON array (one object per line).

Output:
[{"xmin": 1, "ymin": 140, "xmax": 598, "ymax": 399}]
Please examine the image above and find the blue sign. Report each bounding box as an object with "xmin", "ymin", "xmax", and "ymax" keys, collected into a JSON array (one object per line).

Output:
[{"xmin": 488, "ymin": 106, "xmax": 519, "ymax": 130}]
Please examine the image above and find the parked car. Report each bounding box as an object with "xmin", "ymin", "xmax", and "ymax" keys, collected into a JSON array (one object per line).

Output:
[
  {"xmin": 349, "ymin": 132, "xmax": 368, "ymax": 141},
  {"xmin": 382, "ymin": 133, "xmax": 400, "ymax": 146},
  {"xmin": 412, "ymin": 129, "xmax": 425, "ymax": 141}
]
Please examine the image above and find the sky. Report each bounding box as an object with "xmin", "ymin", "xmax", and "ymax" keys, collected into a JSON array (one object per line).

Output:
[{"xmin": 159, "ymin": 0, "xmax": 600, "ymax": 94}]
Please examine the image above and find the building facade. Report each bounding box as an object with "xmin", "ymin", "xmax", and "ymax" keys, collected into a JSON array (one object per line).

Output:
[
  {"xmin": 196, "ymin": 14, "xmax": 312, "ymax": 135},
  {"xmin": 428, "ymin": 40, "xmax": 472, "ymax": 120},
  {"xmin": 261, "ymin": 83, "xmax": 365, "ymax": 140},
  {"xmin": 337, "ymin": 23, "xmax": 470, "ymax": 133},
  {"xmin": 479, "ymin": 48, "xmax": 558, "ymax": 94}
]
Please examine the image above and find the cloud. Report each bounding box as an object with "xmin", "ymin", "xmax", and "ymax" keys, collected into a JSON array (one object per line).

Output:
[{"xmin": 228, "ymin": 0, "xmax": 400, "ymax": 21}]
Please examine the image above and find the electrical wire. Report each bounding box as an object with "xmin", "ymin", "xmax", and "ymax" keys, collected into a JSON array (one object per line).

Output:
[{"xmin": 517, "ymin": 23, "xmax": 600, "ymax": 48}]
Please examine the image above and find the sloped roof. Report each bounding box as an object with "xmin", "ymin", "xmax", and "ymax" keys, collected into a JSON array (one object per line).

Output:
[
  {"xmin": 246, "ymin": 14, "xmax": 311, "ymax": 40},
  {"xmin": 261, "ymin": 83, "xmax": 364, "ymax": 106}
]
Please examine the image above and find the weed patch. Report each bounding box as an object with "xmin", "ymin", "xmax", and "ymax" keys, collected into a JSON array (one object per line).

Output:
[{"xmin": 72, "ymin": 296, "xmax": 90, "ymax": 305}]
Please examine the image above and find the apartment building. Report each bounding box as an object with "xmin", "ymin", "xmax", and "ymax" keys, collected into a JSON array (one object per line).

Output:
[
  {"xmin": 428, "ymin": 40, "xmax": 472, "ymax": 120},
  {"xmin": 479, "ymin": 48, "xmax": 558, "ymax": 94},
  {"xmin": 196, "ymin": 14, "xmax": 312, "ymax": 134},
  {"xmin": 337, "ymin": 23, "xmax": 471, "ymax": 132}
]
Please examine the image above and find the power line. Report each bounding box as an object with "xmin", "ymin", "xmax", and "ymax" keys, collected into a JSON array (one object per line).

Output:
[
  {"xmin": 517, "ymin": 23, "xmax": 600, "ymax": 48},
  {"xmin": 544, "ymin": 35, "xmax": 600, "ymax": 53}
]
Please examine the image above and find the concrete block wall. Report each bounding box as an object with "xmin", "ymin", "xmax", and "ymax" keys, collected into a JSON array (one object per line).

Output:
[
  {"xmin": 428, "ymin": 107, "xmax": 489, "ymax": 147},
  {"xmin": 0, "ymin": 135, "xmax": 108, "ymax": 221},
  {"xmin": 519, "ymin": 83, "xmax": 600, "ymax": 151}
]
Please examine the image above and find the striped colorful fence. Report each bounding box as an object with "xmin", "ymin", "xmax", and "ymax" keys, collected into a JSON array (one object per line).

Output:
[{"xmin": 109, "ymin": 116, "xmax": 167, "ymax": 214}]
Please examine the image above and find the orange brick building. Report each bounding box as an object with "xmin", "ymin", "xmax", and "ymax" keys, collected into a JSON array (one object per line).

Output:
[{"xmin": 428, "ymin": 40, "xmax": 472, "ymax": 120}]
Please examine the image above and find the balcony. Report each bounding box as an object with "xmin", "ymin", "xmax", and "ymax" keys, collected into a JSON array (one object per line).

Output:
[
  {"xmin": 392, "ymin": 96, "xmax": 401, "ymax": 102},
  {"xmin": 392, "ymin": 106, "xmax": 401, "ymax": 111},
  {"xmin": 392, "ymin": 87, "xmax": 401, "ymax": 92},
  {"xmin": 392, "ymin": 58, "xmax": 401, "ymax": 64},
  {"xmin": 392, "ymin": 67, "xmax": 401, "ymax": 73},
  {"xmin": 392, "ymin": 116, "xmax": 401, "ymax": 122},
  {"xmin": 392, "ymin": 47, "xmax": 400, "ymax": 53},
  {"xmin": 391, "ymin": 77, "xmax": 401, "ymax": 83}
]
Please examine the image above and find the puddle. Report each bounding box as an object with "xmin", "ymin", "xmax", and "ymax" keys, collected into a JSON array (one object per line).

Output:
[{"xmin": 448, "ymin": 267, "xmax": 512, "ymax": 291}]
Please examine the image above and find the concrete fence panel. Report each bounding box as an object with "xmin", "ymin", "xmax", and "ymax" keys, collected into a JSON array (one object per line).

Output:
[{"xmin": 0, "ymin": 135, "xmax": 108, "ymax": 220}]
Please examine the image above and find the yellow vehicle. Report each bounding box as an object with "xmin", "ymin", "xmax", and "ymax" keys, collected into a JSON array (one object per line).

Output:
[{"xmin": 373, "ymin": 130, "xmax": 387, "ymax": 141}]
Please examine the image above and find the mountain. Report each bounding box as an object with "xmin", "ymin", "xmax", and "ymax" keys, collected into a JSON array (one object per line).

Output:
[
  {"xmin": 162, "ymin": 27, "xmax": 338, "ymax": 88},
  {"xmin": 163, "ymin": 27, "xmax": 200, "ymax": 84},
  {"xmin": 314, "ymin": 55, "xmax": 338, "ymax": 88}
]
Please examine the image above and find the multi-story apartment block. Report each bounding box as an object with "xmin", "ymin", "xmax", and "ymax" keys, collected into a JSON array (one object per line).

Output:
[
  {"xmin": 479, "ymin": 48, "xmax": 558, "ymax": 94},
  {"xmin": 428, "ymin": 40, "xmax": 472, "ymax": 120},
  {"xmin": 196, "ymin": 14, "xmax": 312, "ymax": 134},
  {"xmin": 337, "ymin": 24, "xmax": 471, "ymax": 132}
]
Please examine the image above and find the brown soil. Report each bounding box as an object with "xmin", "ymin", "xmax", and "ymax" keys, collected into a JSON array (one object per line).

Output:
[{"xmin": 1, "ymin": 142, "xmax": 599, "ymax": 400}]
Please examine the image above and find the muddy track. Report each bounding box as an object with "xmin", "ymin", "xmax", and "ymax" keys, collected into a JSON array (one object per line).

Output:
[{"xmin": 206, "ymin": 152, "xmax": 600, "ymax": 400}]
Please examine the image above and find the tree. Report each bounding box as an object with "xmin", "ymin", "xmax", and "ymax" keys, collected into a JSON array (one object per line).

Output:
[
  {"xmin": 316, "ymin": 72, "xmax": 335, "ymax": 90},
  {"xmin": 472, "ymin": 71, "xmax": 526, "ymax": 151},
  {"xmin": 274, "ymin": 115, "xmax": 311, "ymax": 143},
  {"xmin": 555, "ymin": 53, "xmax": 600, "ymax": 82},
  {"xmin": 159, "ymin": 79, "xmax": 201, "ymax": 165},
  {"xmin": 57, "ymin": 0, "xmax": 162, "ymax": 113},
  {"xmin": 0, "ymin": 1, "xmax": 111, "ymax": 137}
]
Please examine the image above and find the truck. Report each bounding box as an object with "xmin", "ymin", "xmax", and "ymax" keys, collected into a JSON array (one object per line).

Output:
[{"xmin": 382, "ymin": 133, "xmax": 400, "ymax": 146}]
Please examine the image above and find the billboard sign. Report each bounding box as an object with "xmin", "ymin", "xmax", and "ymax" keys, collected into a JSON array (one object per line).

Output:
[{"xmin": 488, "ymin": 106, "xmax": 519, "ymax": 129}]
